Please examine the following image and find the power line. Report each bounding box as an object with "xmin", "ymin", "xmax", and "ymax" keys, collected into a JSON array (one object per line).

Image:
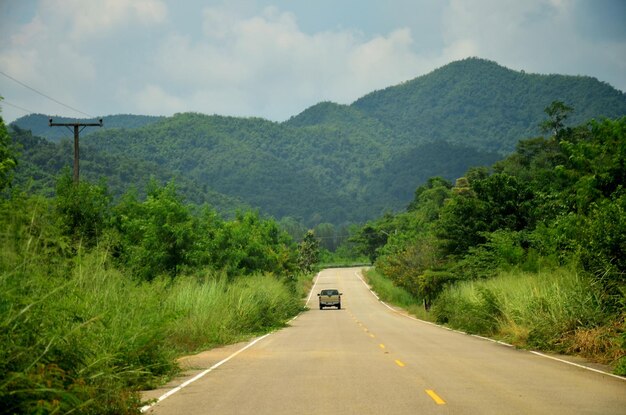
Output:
[
  {"xmin": 0, "ymin": 69, "xmax": 94, "ymax": 118},
  {"xmin": 0, "ymin": 99, "xmax": 36, "ymax": 115}
]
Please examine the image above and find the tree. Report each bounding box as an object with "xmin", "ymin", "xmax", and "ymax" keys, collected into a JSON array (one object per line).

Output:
[
  {"xmin": 298, "ymin": 230, "xmax": 320, "ymax": 273},
  {"xmin": 279, "ymin": 216, "xmax": 307, "ymax": 241},
  {"xmin": 407, "ymin": 177, "xmax": 452, "ymax": 219},
  {"xmin": 214, "ymin": 211, "xmax": 296, "ymax": 277},
  {"xmin": 55, "ymin": 168, "xmax": 111, "ymax": 246},
  {"xmin": 472, "ymin": 173, "xmax": 535, "ymax": 231},
  {"xmin": 314, "ymin": 223, "xmax": 338, "ymax": 251},
  {"xmin": 436, "ymin": 192, "xmax": 487, "ymax": 256},
  {"xmin": 115, "ymin": 180, "xmax": 196, "ymax": 280},
  {"xmin": 0, "ymin": 111, "xmax": 17, "ymax": 192},
  {"xmin": 540, "ymin": 100, "xmax": 573, "ymax": 136},
  {"xmin": 436, "ymin": 172, "xmax": 536, "ymax": 258}
]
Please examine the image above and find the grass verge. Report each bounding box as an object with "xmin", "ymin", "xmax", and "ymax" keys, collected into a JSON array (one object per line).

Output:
[
  {"xmin": 363, "ymin": 268, "xmax": 433, "ymax": 322},
  {"xmin": 364, "ymin": 267, "xmax": 624, "ymax": 375},
  {"xmin": 0, "ymin": 246, "xmax": 310, "ymax": 414},
  {"xmin": 432, "ymin": 267, "xmax": 625, "ymax": 373}
]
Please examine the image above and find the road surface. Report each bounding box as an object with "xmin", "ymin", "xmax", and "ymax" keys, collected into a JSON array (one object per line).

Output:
[{"xmin": 143, "ymin": 267, "xmax": 626, "ymax": 414}]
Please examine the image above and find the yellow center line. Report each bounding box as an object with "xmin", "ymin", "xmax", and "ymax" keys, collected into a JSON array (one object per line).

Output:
[
  {"xmin": 395, "ymin": 359, "xmax": 405, "ymax": 367},
  {"xmin": 368, "ymin": 333, "xmax": 375, "ymax": 338},
  {"xmin": 425, "ymin": 389, "xmax": 446, "ymax": 405},
  {"xmin": 379, "ymin": 344, "xmax": 385, "ymax": 349}
]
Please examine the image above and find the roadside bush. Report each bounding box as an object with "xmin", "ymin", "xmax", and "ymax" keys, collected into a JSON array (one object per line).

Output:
[
  {"xmin": 0, "ymin": 246, "xmax": 307, "ymax": 413},
  {"xmin": 433, "ymin": 286, "xmax": 502, "ymax": 335},
  {"xmin": 364, "ymin": 268, "xmax": 437, "ymax": 320},
  {"xmin": 0, "ymin": 247, "xmax": 171, "ymax": 414},
  {"xmin": 579, "ymin": 191, "xmax": 626, "ymax": 310},
  {"xmin": 418, "ymin": 270, "xmax": 455, "ymax": 311},
  {"xmin": 0, "ymin": 187, "xmax": 308, "ymax": 413},
  {"xmin": 433, "ymin": 267, "xmax": 610, "ymax": 349},
  {"xmin": 364, "ymin": 268, "xmax": 421, "ymax": 308},
  {"xmin": 55, "ymin": 168, "xmax": 111, "ymax": 247},
  {"xmin": 165, "ymin": 273, "xmax": 304, "ymax": 351}
]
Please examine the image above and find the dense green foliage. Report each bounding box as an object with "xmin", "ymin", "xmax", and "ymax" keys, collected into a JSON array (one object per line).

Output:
[
  {"xmin": 0, "ymin": 111, "xmax": 317, "ymax": 412},
  {"xmin": 15, "ymin": 113, "xmax": 164, "ymax": 143},
  {"xmin": 11, "ymin": 112, "xmax": 496, "ymax": 226},
  {"xmin": 3, "ymin": 58, "xmax": 626, "ymax": 409},
  {"xmin": 0, "ymin": 111, "xmax": 17, "ymax": 192},
  {"xmin": 9, "ymin": 125, "xmax": 250, "ymax": 214},
  {"xmin": 353, "ymin": 58, "xmax": 626, "ymax": 153},
  {"xmin": 12, "ymin": 58, "xmax": 624, "ymax": 226},
  {"xmin": 297, "ymin": 230, "xmax": 320, "ymax": 273},
  {"xmin": 355, "ymin": 110, "xmax": 626, "ymax": 372},
  {"xmin": 0, "ymin": 244, "xmax": 304, "ymax": 413}
]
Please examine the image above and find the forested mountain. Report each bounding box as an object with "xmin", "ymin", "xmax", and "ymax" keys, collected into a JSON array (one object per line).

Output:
[
  {"xmin": 352, "ymin": 58, "xmax": 626, "ymax": 153},
  {"xmin": 14, "ymin": 113, "xmax": 164, "ymax": 143},
  {"xmin": 10, "ymin": 58, "xmax": 626, "ymax": 225},
  {"xmin": 9, "ymin": 125, "xmax": 251, "ymax": 216}
]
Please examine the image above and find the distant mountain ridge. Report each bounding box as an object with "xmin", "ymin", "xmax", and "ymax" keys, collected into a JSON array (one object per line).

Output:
[
  {"xmin": 10, "ymin": 58, "xmax": 626, "ymax": 225},
  {"xmin": 14, "ymin": 114, "xmax": 164, "ymax": 143},
  {"xmin": 351, "ymin": 58, "xmax": 626, "ymax": 153}
]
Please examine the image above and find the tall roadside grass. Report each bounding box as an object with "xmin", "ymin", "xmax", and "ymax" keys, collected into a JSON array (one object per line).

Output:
[
  {"xmin": 432, "ymin": 267, "xmax": 625, "ymax": 372},
  {"xmin": 0, "ymin": 244, "xmax": 308, "ymax": 414},
  {"xmin": 363, "ymin": 268, "xmax": 433, "ymax": 321},
  {"xmin": 164, "ymin": 273, "xmax": 303, "ymax": 351},
  {"xmin": 365, "ymin": 266, "xmax": 624, "ymax": 374}
]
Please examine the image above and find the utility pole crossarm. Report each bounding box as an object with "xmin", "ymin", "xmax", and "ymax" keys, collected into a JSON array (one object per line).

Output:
[
  {"xmin": 49, "ymin": 118, "xmax": 103, "ymax": 127},
  {"xmin": 49, "ymin": 118, "xmax": 104, "ymax": 184}
]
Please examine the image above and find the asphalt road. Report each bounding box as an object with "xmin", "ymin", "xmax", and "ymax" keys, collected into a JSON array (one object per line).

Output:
[{"xmin": 143, "ymin": 267, "xmax": 626, "ymax": 414}]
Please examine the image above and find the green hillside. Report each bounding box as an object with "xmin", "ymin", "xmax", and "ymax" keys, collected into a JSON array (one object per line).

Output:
[
  {"xmin": 353, "ymin": 58, "xmax": 626, "ymax": 153},
  {"xmin": 9, "ymin": 58, "xmax": 626, "ymax": 225},
  {"xmin": 14, "ymin": 113, "xmax": 164, "ymax": 143},
  {"xmin": 9, "ymin": 125, "xmax": 251, "ymax": 216}
]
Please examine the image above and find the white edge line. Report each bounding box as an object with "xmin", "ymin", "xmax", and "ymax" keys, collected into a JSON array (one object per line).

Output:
[
  {"xmin": 305, "ymin": 271, "xmax": 321, "ymax": 307},
  {"xmin": 354, "ymin": 270, "xmax": 625, "ymax": 381},
  {"xmin": 142, "ymin": 271, "xmax": 324, "ymax": 412},
  {"xmin": 140, "ymin": 333, "xmax": 272, "ymax": 412},
  {"xmin": 529, "ymin": 351, "xmax": 626, "ymax": 381}
]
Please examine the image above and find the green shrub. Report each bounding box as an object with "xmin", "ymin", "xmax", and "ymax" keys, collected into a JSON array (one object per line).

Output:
[
  {"xmin": 0, "ymin": 192, "xmax": 308, "ymax": 413},
  {"xmin": 364, "ymin": 268, "xmax": 435, "ymax": 321},
  {"xmin": 164, "ymin": 273, "xmax": 303, "ymax": 351},
  {"xmin": 433, "ymin": 286, "xmax": 502, "ymax": 335},
  {"xmin": 433, "ymin": 267, "xmax": 608, "ymax": 347},
  {"xmin": 579, "ymin": 191, "xmax": 626, "ymax": 310},
  {"xmin": 364, "ymin": 268, "xmax": 420, "ymax": 308},
  {"xmin": 0, "ymin": 249, "xmax": 168, "ymax": 414}
]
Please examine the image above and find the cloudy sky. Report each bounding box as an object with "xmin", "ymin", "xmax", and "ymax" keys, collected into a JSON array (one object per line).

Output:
[{"xmin": 0, "ymin": 0, "xmax": 624, "ymax": 124}]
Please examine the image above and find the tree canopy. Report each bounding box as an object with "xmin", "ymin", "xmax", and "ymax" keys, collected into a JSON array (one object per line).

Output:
[
  {"xmin": 356, "ymin": 109, "xmax": 626, "ymax": 311},
  {"xmin": 10, "ymin": 58, "xmax": 625, "ymax": 227}
]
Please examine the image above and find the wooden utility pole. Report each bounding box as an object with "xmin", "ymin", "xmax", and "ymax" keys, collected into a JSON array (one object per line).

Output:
[{"xmin": 49, "ymin": 118, "xmax": 103, "ymax": 184}]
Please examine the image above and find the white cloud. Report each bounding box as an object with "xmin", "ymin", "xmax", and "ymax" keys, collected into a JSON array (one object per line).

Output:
[
  {"xmin": 1, "ymin": 1, "xmax": 624, "ymax": 124},
  {"xmin": 0, "ymin": 0, "xmax": 169, "ymax": 121},
  {"xmin": 38, "ymin": 0, "xmax": 167, "ymax": 41},
  {"xmin": 438, "ymin": 0, "xmax": 626, "ymax": 84},
  {"xmin": 347, "ymin": 28, "xmax": 421, "ymax": 88},
  {"xmin": 127, "ymin": 84, "xmax": 185, "ymax": 115},
  {"xmin": 149, "ymin": 6, "xmax": 426, "ymax": 119},
  {"xmin": 202, "ymin": 8, "xmax": 238, "ymax": 40}
]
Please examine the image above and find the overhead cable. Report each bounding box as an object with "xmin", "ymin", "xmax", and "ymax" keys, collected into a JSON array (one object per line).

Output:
[
  {"xmin": 0, "ymin": 99, "xmax": 36, "ymax": 115},
  {"xmin": 0, "ymin": 69, "xmax": 94, "ymax": 118}
]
